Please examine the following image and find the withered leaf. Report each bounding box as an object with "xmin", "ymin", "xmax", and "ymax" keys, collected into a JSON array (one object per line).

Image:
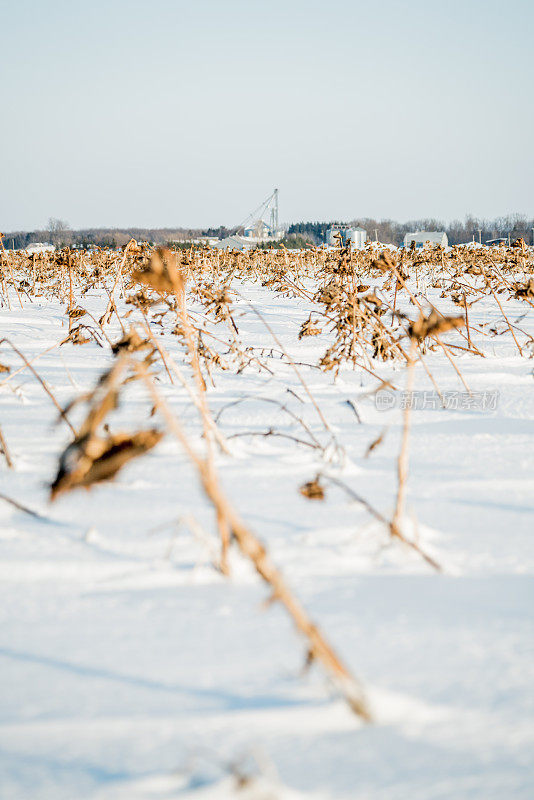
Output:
[
  {"xmin": 111, "ymin": 330, "xmax": 152, "ymax": 355},
  {"xmin": 125, "ymin": 290, "xmax": 157, "ymax": 309},
  {"xmin": 51, "ymin": 429, "xmax": 163, "ymax": 499},
  {"xmin": 132, "ymin": 248, "xmax": 184, "ymax": 296},
  {"xmin": 364, "ymin": 427, "xmax": 387, "ymax": 458},
  {"xmin": 408, "ymin": 310, "xmax": 464, "ymax": 341},
  {"xmin": 299, "ymin": 478, "xmax": 325, "ymax": 501},
  {"xmin": 67, "ymin": 306, "xmax": 86, "ymax": 319},
  {"xmin": 363, "ymin": 291, "xmax": 383, "ymax": 309},
  {"xmin": 299, "ymin": 316, "xmax": 322, "ymax": 338},
  {"xmin": 513, "ymin": 278, "xmax": 534, "ymax": 301},
  {"xmin": 372, "ymin": 251, "xmax": 397, "ymax": 273}
]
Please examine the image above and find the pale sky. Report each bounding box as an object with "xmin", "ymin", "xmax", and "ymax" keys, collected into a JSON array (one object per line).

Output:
[{"xmin": 1, "ymin": 0, "xmax": 532, "ymax": 230}]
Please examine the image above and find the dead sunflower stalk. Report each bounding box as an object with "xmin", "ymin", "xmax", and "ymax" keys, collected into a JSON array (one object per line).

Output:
[
  {"xmin": 132, "ymin": 248, "xmax": 231, "ymax": 570},
  {"xmin": 391, "ymin": 309, "xmax": 464, "ymax": 545},
  {"xmin": 50, "ymin": 357, "xmax": 162, "ymax": 499},
  {"xmin": 135, "ymin": 360, "xmax": 371, "ymax": 721}
]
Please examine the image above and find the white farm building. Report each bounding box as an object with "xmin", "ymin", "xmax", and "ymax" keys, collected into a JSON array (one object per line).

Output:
[
  {"xmin": 213, "ymin": 234, "xmax": 255, "ymax": 252},
  {"xmin": 25, "ymin": 242, "xmax": 55, "ymax": 254},
  {"xmin": 403, "ymin": 231, "xmax": 448, "ymax": 249}
]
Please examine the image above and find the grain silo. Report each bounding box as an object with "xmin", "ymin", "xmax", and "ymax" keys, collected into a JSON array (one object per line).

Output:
[
  {"xmin": 344, "ymin": 227, "xmax": 367, "ymax": 249},
  {"xmin": 326, "ymin": 226, "xmax": 367, "ymax": 249},
  {"xmin": 326, "ymin": 227, "xmax": 342, "ymax": 246}
]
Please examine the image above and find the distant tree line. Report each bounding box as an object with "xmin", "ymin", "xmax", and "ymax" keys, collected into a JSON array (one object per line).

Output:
[
  {"xmin": 3, "ymin": 214, "xmax": 533, "ymax": 251},
  {"xmin": 288, "ymin": 215, "xmax": 534, "ymax": 246},
  {"xmin": 256, "ymin": 234, "xmax": 315, "ymax": 250},
  {"xmin": 2, "ymin": 219, "xmax": 219, "ymax": 251}
]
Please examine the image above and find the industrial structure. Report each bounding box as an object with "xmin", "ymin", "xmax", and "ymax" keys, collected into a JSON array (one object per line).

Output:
[
  {"xmin": 403, "ymin": 230, "xmax": 448, "ymax": 248},
  {"xmin": 326, "ymin": 226, "xmax": 367, "ymax": 250},
  {"xmin": 215, "ymin": 189, "xmax": 283, "ymax": 250}
]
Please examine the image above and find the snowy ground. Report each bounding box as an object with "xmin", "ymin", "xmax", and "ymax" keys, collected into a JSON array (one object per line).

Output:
[{"xmin": 1, "ymin": 277, "xmax": 533, "ymax": 798}]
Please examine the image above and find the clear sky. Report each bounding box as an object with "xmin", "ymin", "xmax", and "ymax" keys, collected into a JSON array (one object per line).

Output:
[{"xmin": 1, "ymin": 0, "xmax": 532, "ymax": 230}]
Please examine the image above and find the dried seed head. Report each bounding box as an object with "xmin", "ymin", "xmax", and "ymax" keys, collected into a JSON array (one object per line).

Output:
[
  {"xmin": 132, "ymin": 248, "xmax": 184, "ymax": 296},
  {"xmin": 111, "ymin": 330, "xmax": 152, "ymax": 355},
  {"xmin": 299, "ymin": 478, "xmax": 325, "ymax": 500},
  {"xmin": 513, "ymin": 278, "xmax": 534, "ymax": 300},
  {"xmin": 299, "ymin": 316, "xmax": 322, "ymax": 338},
  {"xmin": 408, "ymin": 310, "xmax": 465, "ymax": 341},
  {"xmin": 67, "ymin": 306, "xmax": 86, "ymax": 320}
]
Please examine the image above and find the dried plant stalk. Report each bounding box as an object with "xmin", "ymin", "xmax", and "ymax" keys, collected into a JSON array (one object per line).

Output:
[
  {"xmin": 100, "ymin": 239, "xmax": 136, "ymax": 326},
  {"xmin": 0, "ymin": 425, "xmax": 13, "ymax": 468},
  {"xmin": 391, "ymin": 339, "xmax": 416, "ymax": 537},
  {"xmin": 136, "ymin": 362, "xmax": 371, "ymax": 721},
  {"xmin": 0, "ymin": 337, "xmax": 77, "ymax": 436}
]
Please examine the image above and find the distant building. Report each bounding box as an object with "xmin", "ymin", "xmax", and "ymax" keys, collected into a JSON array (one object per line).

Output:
[
  {"xmin": 25, "ymin": 242, "xmax": 55, "ymax": 254},
  {"xmin": 326, "ymin": 228, "xmax": 339, "ymax": 246},
  {"xmin": 218, "ymin": 189, "xmax": 282, "ymax": 248},
  {"xmin": 403, "ymin": 231, "xmax": 448, "ymax": 249},
  {"xmin": 326, "ymin": 226, "xmax": 367, "ymax": 249},
  {"xmin": 244, "ymin": 220, "xmax": 272, "ymax": 241},
  {"xmin": 213, "ymin": 234, "xmax": 256, "ymax": 252},
  {"xmin": 173, "ymin": 236, "xmax": 220, "ymax": 247}
]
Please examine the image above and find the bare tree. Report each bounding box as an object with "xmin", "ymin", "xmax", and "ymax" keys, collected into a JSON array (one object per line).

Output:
[{"xmin": 47, "ymin": 218, "xmax": 72, "ymax": 247}]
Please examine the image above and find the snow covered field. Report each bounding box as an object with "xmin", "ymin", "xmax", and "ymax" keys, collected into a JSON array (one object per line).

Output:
[{"xmin": 1, "ymin": 248, "xmax": 533, "ymax": 798}]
